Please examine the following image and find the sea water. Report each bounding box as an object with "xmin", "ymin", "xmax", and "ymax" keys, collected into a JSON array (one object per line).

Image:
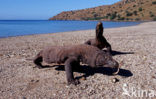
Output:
[{"xmin": 0, "ymin": 20, "xmax": 142, "ymax": 38}]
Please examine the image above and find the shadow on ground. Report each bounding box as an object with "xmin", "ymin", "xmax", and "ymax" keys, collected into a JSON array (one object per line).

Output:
[
  {"xmin": 35, "ymin": 50, "xmax": 134, "ymax": 80},
  {"xmin": 111, "ymin": 50, "xmax": 134, "ymax": 56},
  {"xmin": 37, "ymin": 64, "xmax": 133, "ymax": 80}
]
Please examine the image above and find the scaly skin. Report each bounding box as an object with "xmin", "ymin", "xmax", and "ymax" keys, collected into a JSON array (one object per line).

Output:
[
  {"xmin": 34, "ymin": 44, "xmax": 119, "ymax": 85},
  {"xmin": 85, "ymin": 22, "xmax": 112, "ymax": 53}
]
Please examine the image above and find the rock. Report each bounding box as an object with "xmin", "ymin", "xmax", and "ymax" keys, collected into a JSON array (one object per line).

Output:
[
  {"xmin": 56, "ymin": 71, "xmax": 60, "ymax": 74},
  {"xmin": 0, "ymin": 54, "xmax": 3, "ymax": 56},
  {"xmin": 23, "ymin": 97, "xmax": 27, "ymax": 99},
  {"xmin": 112, "ymin": 78, "xmax": 119, "ymax": 83},
  {"xmin": 80, "ymin": 77, "xmax": 86, "ymax": 81},
  {"xmin": 152, "ymin": 76, "xmax": 156, "ymax": 79}
]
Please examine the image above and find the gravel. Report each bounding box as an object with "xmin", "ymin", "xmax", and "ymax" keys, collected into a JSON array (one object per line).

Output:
[{"xmin": 0, "ymin": 22, "xmax": 156, "ymax": 99}]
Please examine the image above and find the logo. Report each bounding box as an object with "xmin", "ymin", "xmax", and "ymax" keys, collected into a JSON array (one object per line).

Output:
[{"xmin": 122, "ymin": 83, "xmax": 155, "ymax": 98}]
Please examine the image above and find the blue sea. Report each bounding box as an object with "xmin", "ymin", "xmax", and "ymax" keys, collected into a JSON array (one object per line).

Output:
[{"xmin": 0, "ymin": 20, "xmax": 142, "ymax": 38}]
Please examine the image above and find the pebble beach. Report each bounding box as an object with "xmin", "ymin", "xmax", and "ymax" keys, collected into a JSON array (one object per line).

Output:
[{"xmin": 0, "ymin": 21, "xmax": 156, "ymax": 98}]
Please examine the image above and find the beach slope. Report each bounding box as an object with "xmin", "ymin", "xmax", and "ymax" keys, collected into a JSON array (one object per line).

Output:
[{"xmin": 0, "ymin": 22, "xmax": 156, "ymax": 98}]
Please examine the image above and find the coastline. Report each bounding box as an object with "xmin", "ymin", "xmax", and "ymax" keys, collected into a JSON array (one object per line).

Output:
[
  {"xmin": 0, "ymin": 21, "xmax": 149, "ymax": 40},
  {"xmin": 0, "ymin": 21, "xmax": 156, "ymax": 98},
  {"xmin": 0, "ymin": 20, "xmax": 142, "ymax": 38}
]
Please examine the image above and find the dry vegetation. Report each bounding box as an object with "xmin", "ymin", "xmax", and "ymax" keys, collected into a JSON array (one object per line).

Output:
[{"xmin": 49, "ymin": 0, "xmax": 156, "ymax": 21}]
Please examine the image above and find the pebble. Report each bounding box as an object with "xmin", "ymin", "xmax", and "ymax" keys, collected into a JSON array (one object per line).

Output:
[
  {"xmin": 0, "ymin": 54, "xmax": 3, "ymax": 56},
  {"xmin": 0, "ymin": 22, "xmax": 156, "ymax": 98},
  {"xmin": 80, "ymin": 77, "xmax": 86, "ymax": 81},
  {"xmin": 112, "ymin": 78, "xmax": 119, "ymax": 83}
]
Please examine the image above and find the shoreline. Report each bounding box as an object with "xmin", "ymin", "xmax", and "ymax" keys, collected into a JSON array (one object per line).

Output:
[
  {"xmin": 0, "ymin": 20, "xmax": 143, "ymax": 39},
  {"xmin": 0, "ymin": 21, "xmax": 156, "ymax": 98},
  {"xmin": 0, "ymin": 21, "xmax": 151, "ymax": 39}
]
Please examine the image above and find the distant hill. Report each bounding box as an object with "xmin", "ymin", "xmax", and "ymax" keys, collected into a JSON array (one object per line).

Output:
[{"xmin": 49, "ymin": 0, "xmax": 156, "ymax": 21}]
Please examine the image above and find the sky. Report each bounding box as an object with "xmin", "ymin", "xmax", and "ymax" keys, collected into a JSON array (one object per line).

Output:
[{"xmin": 0, "ymin": 0, "xmax": 121, "ymax": 20}]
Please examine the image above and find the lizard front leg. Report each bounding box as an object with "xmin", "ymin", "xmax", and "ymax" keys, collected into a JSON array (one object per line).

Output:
[{"xmin": 65, "ymin": 57, "xmax": 80, "ymax": 85}]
